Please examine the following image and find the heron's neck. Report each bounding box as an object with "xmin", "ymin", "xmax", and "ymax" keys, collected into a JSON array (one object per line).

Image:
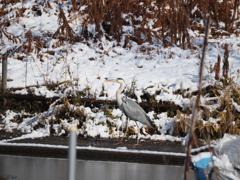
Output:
[{"xmin": 116, "ymin": 82, "xmax": 125, "ymax": 107}]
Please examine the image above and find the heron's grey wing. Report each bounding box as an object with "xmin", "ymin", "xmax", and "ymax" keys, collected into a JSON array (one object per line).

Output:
[{"xmin": 121, "ymin": 98, "xmax": 153, "ymax": 128}]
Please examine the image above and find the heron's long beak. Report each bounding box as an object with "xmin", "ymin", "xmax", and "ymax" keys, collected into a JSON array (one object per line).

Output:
[{"xmin": 105, "ymin": 79, "xmax": 116, "ymax": 82}]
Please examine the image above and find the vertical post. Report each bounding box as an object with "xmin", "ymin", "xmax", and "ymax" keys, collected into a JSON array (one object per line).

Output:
[
  {"xmin": 183, "ymin": 14, "xmax": 210, "ymax": 180},
  {"xmin": 68, "ymin": 126, "xmax": 77, "ymax": 180},
  {"xmin": 2, "ymin": 57, "xmax": 7, "ymax": 92}
]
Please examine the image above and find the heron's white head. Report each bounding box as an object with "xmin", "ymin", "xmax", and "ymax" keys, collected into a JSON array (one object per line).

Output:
[
  {"xmin": 105, "ymin": 78, "xmax": 125, "ymax": 84},
  {"xmin": 105, "ymin": 78, "xmax": 126, "ymax": 95}
]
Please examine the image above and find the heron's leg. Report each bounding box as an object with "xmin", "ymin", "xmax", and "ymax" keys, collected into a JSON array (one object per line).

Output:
[
  {"xmin": 120, "ymin": 117, "xmax": 129, "ymax": 142},
  {"xmin": 114, "ymin": 117, "xmax": 129, "ymax": 145},
  {"xmin": 133, "ymin": 122, "xmax": 141, "ymax": 146}
]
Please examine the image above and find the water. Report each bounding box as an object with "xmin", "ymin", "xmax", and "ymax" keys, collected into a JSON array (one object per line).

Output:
[{"xmin": 0, "ymin": 155, "xmax": 194, "ymax": 180}]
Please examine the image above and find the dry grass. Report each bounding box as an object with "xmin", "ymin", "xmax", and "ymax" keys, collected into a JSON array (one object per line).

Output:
[
  {"xmin": 1, "ymin": 0, "xmax": 240, "ymax": 140},
  {"xmin": 173, "ymin": 77, "xmax": 240, "ymax": 141},
  {"xmin": 1, "ymin": 0, "xmax": 239, "ymax": 57},
  {"xmin": 173, "ymin": 110, "xmax": 191, "ymax": 137},
  {"xmin": 53, "ymin": 8, "xmax": 75, "ymax": 41}
]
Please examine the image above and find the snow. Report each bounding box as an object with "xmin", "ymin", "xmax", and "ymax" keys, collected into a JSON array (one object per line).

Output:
[
  {"xmin": 0, "ymin": 141, "xmax": 186, "ymax": 157},
  {"xmin": 2, "ymin": 128, "xmax": 50, "ymax": 143},
  {"xmin": 212, "ymin": 154, "xmax": 234, "ymax": 171},
  {"xmin": 191, "ymin": 134, "xmax": 240, "ymax": 179},
  {"xmin": 0, "ymin": 0, "xmax": 240, "ymax": 160},
  {"xmin": 191, "ymin": 152, "xmax": 212, "ymax": 163}
]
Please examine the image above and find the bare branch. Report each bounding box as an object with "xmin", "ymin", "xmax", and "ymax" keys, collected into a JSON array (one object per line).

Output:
[{"xmin": 183, "ymin": 14, "xmax": 211, "ymax": 180}]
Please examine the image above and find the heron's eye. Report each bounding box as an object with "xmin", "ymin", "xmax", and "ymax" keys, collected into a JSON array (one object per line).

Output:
[{"xmin": 117, "ymin": 78, "xmax": 123, "ymax": 81}]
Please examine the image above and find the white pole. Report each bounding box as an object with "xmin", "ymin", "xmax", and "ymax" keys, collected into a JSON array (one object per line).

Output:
[{"xmin": 68, "ymin": 126, "xmax": 77, "ymax": 180}]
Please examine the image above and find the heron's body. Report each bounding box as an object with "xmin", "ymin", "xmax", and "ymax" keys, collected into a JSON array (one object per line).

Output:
[
  {"xmin": 106, "ymin": 78, "xmax": 153, "ymax": 144},
  {"xmin": 120, "ymin": 98, "xmax": 153, "ymax": 128}
]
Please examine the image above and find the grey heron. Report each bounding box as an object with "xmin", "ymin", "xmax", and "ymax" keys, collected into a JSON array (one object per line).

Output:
[{"xmin": 105, "ymin": 78, "xmax": 154, "ymax": 145}]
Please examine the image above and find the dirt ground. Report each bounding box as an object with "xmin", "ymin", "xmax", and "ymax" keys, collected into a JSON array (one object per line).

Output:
[{"xmin": 0, "ymin": 132, "xmax": 188, "ymax": 165}]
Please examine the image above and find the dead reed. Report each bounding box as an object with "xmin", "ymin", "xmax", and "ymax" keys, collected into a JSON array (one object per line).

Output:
[
  {"xmin": 0, "ymin": 0, "xmax": 239, "ymax": 140},
  {"xmin": 1, "ymin": 0, "xmax": 239, "ymax": 58}
]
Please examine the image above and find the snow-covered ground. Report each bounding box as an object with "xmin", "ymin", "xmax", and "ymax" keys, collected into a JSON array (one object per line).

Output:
[{"xmin": 0, "ymin": 1, "xmax": 240, "ymax": 148}]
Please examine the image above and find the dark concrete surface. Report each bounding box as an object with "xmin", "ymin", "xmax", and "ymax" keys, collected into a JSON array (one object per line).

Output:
[{"xmin": 0, "ymin": 132, "xmax": 187, "ymax": 165}]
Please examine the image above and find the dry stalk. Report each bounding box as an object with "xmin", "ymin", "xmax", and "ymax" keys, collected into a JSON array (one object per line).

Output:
[
  {"xmin": 53, "ymin": 8, "xmax": 75, "ymax": 41},
  {"xmin": 222, "ymin": 44, "xmax": 229, "ymax": 79},
  {"xmin": 2, "ymin": 28, "xmax": 22, "ymax": 44},
  {"xmin": 25, "ymin": 30, "xmax": 33, "ymax": 54},
  {"xmin": 183, "ymin": 14, "xmax": 210, "ymax": 180},
  {"xmin": 211, "ymin": 54, "xmax": 221, "ymax": 80}
]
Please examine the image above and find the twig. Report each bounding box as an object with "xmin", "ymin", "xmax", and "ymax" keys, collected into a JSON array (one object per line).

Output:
[{"xmin": 183, "ymin": 14, "xmax": 210, "ymax": 180}]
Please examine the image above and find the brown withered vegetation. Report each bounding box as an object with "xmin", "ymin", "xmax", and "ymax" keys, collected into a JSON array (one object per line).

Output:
[
  {"xmin": 212, "ymin": 55, "xmax": 221, "ymax": 80},
  {"xmin": 222, "ymin": 44, "xmax": 230, "ymax": 79},
  {"xmin": 173, "ymin": 78, "xmax": 240, "ymax": 140},
  {"xmin": 78, "ymin": 0, "xmax": 240, "ymax": 47},
  {"xmin": 1, "ymin": 28, "xmax": 22, "ymax": 44},
  {"xmin": 53, "ymin": 8, "xmax": 75, "ymax": 41},
  {"xmin": 1, "ymin": 0, "xmax": 240, "ymax": 56},
  {"xmin": 0, "ymin": 0, "xmax": 240, "ymax": 141}
]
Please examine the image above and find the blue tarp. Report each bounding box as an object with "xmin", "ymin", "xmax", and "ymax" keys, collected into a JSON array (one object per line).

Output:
[{"xmin": 191, "ymin": 134, "xmax": 240, "ymax": 180}]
